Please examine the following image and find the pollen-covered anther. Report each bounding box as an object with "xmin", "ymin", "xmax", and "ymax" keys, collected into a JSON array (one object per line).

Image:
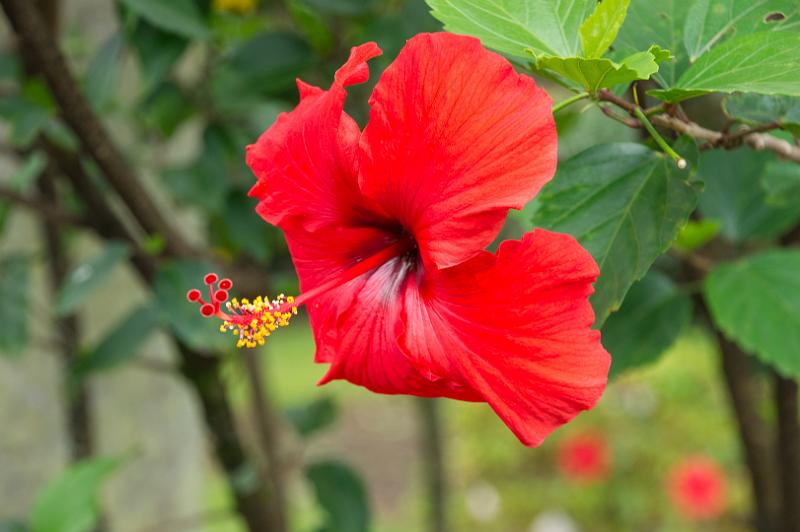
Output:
[{"xmin": 186, "ymin": 273, "xmax": 297, "ymax": 349}]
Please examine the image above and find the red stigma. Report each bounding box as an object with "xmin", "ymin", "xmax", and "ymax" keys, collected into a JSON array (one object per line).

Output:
[
  {"xmin": 204, "ymin": 273, "xmax": 218, "ymax": 285},
  {"xmin": 186, "ymin": 289, "xmax": 201, "ymax": 302},
  {"xmin": 219, "ymin": 278, "xmax": 232, "ymax": 290}
]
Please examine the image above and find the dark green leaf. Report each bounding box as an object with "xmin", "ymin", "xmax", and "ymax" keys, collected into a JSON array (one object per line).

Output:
[
  {"xmin": 683, "ymin": 0, "xmax": 798, "ymax": 61},
  {"xmin": 119, "ymin": 0, "xmax": 210, "ymax": 39},
  {"xmin": 651, "ymin": 32, "xmax": 800, "ymax": 102},
  {"xmin": 30, "ymin": 457, "xmax": 125, "ymax": 532},
  {"xmin": 153, "ymin": 260, "xmax": 230, "ymax": 352},
  {"xmin": 77, "ymin": 305, "xmax": 161, "ymax": 373},
  {"xmin": 580, "ymin": 0, "xmax": 630, "ymax": 58},
  {"xmin": 285, "ymin": 397, "xmax": 338, "ymax": 438},
  {"xmin": 0, "ymin": 51, "xmax": 20, "ymax": 80},
  {"xmin": 163, "ymin": 125, "xmax": 231, "ymax": 211},
  {"xmin": 139, "ymin": 82, "xmax": 194, "ymax": 137},
  {"xmin": 613, "ymin": 0, "xmax": 692, "ymax": 87},
  {"xmin": 705, "ymin": 250, "xmax": 800, "ymax": 377},
  {"xmin": 535, "ymin": 45, "xmax": 670, "ymax": 92},
  {"xmin": 0, "ymin": 520, "xmax": 28, "ymax": 532},
  {"xmin": 126, "ymin": 20, "xmax": 188, "ymax": 94},
  {"xmin": 603, "ymin": 271, "xmax": 692, "ymax": 377},
  {"xmin": 84, "ymin": 33, "xmax": 123, "ymax": 111},
  {"xmin": 0, "ymin": 96, "xmax": 52, "ymax": 148},
  {"xmin": 532, "ymin": 140, "xmax": 699, "ymax": 325},
  {"xmin": 696, "ymin": 148, "xmax": 800, "ymax": 242},
  {"xmin": 722, "ymin": 93, "xmax": 800, "ymax": 135},
  {"xmin": 0, "ymin": 256, "xmax": 30, "ymax": 358},
  {"xmin": 288, "ymin": 0, "xmax": 334, "ymax": 53},
  {"xmin": 56, "ymin": 243, "xmax": 129, "ymax": 316},
  {"xmin": 763, "ymin": 160, "xmax": 800, "ymax": 206},
  {"xmin": 303, "ymin": 0, "xmax": 377, "ymax": 15},
  {"xmin": 306, "ymin": 461, "xmax": 370, "ymax": 532},
  {"xmin": 217, "ymin": 191, "xmax": 275, "ymax": 263},
  {"xmin": 426, "ymin": 0, "xmax": 594, "ymax": 59}
]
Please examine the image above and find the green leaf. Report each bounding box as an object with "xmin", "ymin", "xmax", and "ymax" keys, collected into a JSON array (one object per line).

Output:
[
  {"xmin": 705, "ymin": 250, "xmax": 800, "ymax": 377},
  {"xmin": 0, "ymin": 520, "xmax": 27, "ymax": 532},
  {"xmin": 303, "ymin": 0, "xmax": 377, "ymax": 15},
  {"xmin": 0, "ymin": 95, "xmax": 52, "ymax": 148},
  {"xmin": 696, "ymin": 148, "xmax": 800, "ymax": 242},
  {"xmin": 288, "ymin": 0, "xmax": 334, "ymax": 54},
  {"xmin": 139, "ymin": 82, "xmax": 194, "ymax": 137},
  {"xmin": 674, "ymin": 219, "xmax": 721, "ymax": 252},
  {"xmin": 426, "ymin": 0, "xmax": 594, "ymax": 59},
  {"xmin": 153, "ymin": 260, "xmax": 230, "ymax": 352},
  {"xmin": 722, "ymin": 93, "xmax": 800, "ymax": 135},
  {"xmin": 580, "ymin": 0, "xmax": 630, "ymax": 58},
  {"xmin": 615, "ymin": 0, "xmax": 692, "ymax": 87},
  {"xmin": 56, "ymin": 243, "xmax": 129, "ymax": 316},
  {"xmin": 76, "ymin": 305, "xmax": 161, "ymax": 374},
  {"xmin": 118, "ymin": 0, "xmax": 210, "ymax": 39},
  {"xmin": 0, "ymin": 256, "xmax": 30, "ymax": 358},
  {"xmin": 651, "ymin": 32, "xmax": 800, "ymax": 102},
  {"xmin": 603, "ymin": 270, "xmax": 692, "ymax": 377},
  {"xmin": 535, "ymin": 45, "xmax": 670, "ymax": 92},
  {"xmin": 126, "ymin": 19, "xmax": 188, "ymax": 94},
  {"xmin": 84, "ymin": 33, "xmax": 123, "ymax": 111},
  {"xmin": 683, "ymin": 0, "xmax": 799, "ymax": 62},
  {"xmin": 763, "ymin": 160, "xmax": 800, "ymax": 206},
  {"xmin": 306, "ymin": 461, "xmax": 370, "ymax": 532},
  {"xmin": 285, "ymin": 397, "xmax": 338, "ymax": 438},
  {"xmin": 532, "ymin": 140, "xmax": 699, "ymax": 325},
  {"xmin": 163, "ymin": 125, "xmax": 231, "ymax": 211},
  {"xmin": 30, "ymin": 457, "xmax": 126, "ymax": 532}
]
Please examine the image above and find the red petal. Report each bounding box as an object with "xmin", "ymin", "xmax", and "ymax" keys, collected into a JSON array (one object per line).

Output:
[
  {"xmin": 314, "ymin": 255, "xmax": 480, "ymax": 401},
  {"xmin": 398, "ymin": 230, "xmax": 610, "ymax": 446},
  {"xmin": 246, "ymin": 43, "xmax": 383, "ymax": 231},
  {"xmin": 359, "ymin": 33, "xmax": 557, "ymax": 269}
]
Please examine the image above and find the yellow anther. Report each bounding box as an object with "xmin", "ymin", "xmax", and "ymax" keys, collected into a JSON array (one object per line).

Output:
[{"xmin": 216, "ymin": 292, "xmax": 298, "ymax": 349}]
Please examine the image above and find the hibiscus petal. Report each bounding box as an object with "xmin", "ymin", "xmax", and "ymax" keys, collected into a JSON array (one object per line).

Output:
[
  {"xmin": 398, "ymin": 230, "xmax": 610, "ymax": 447},
  {"xmin": 359, "ymin": 33, "xmax": 557, "ymax": 269},
  {"xmin": 316, "ymin": 255, "xmax": 481, "ymax": 401},
  {"xmin": 246, "ymin": 43, "xmax": 383, "ymax": 231}
]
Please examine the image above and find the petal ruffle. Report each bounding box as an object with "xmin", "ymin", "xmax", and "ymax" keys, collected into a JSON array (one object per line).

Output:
[
  {"xmin": 359, "ymin": 33, "xmax": 557, "ymax": 270},
  {"xmin": 246, "ymin": 43, "xmax": 384, "ymax": 231},
  {"xmin": 398, "ymin": 230, "xmax": 610, "ymax": 446}
]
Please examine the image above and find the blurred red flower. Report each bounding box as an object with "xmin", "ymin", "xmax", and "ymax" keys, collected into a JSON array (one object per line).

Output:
[
  {"xmin": 192, "ymin": 32, "xmax": 610, "ymax": 446},
  {"xmin": 557, "ymin": 431, "xmax": 610, "ymax": 483},
  {"xmin": 667, "ymin": 456, "xmax": 728, "ymax": 521}
]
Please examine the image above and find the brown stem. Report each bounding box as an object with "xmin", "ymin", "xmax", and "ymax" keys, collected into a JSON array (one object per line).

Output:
[
  {"xmin": 416, "ymin": 398, "xmax": 447, "ymax": 532},
  {"xmin": 0, "ymin": 182, "xmax": 90, "ymax": 228},
  {"xmin": 774, "ymin": 374, "xmax": 800, "ymax": 532},
  {"xmin": 0, "ymin": 0, "xmax": 195, "ymax": 257},
  {"xmin": 242, "ymin": 350, "xmax": 288, "ymax": 532},
  {"xmin": 37, "ymin": 168, "xmax": 93, "ymax": 460},
  {"xmin": 596, "ymin": 89, "xmax": 800, "ymax": 163}
]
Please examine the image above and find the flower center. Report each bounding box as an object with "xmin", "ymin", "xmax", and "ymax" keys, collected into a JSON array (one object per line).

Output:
[{"xmin": 186, "ymin": 236, "xmax": 414, "ymax": 348}]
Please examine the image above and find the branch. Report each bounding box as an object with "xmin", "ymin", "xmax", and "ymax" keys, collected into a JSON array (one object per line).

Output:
[
  {"xmin": 416, "ymin": 398, "xmax": 448, "ymax": 532},
  {"xmin": 0, "ymin": 0, "xmax": 195, "ymax": 257},
  {"xmin": 597, "ymin": 89, "xmax": 800, "ymax": 163},
  {"xmin": 0, "ymin": 180, "xmax": 90, "ymax": 228},
  {"xmin": 774, "ymin": 374, "xmax": 800, "ymax": 532}
]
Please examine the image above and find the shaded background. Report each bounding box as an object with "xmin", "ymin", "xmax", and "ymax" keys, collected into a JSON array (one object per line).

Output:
[{"xmin": 0, "ymin": 0, "xmax": 769, "ymax": 531}]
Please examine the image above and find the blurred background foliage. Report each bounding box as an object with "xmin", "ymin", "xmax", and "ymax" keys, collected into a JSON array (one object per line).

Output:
[{"xmin": 0, "ymin": 0, "xmax": 795, "ymax": 531}]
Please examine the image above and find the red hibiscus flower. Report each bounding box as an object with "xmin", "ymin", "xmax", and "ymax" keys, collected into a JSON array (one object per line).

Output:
[
  {"xmin": 667, "ymin": 456, "xmax": 728, "ymax": 521},
  {"xmin": 188, "ymin": 33, "xmax": 610, "ymax": 446},
  {"xmin": 557, "ymin": 431, "xmax": 610, "ymax": 483}
]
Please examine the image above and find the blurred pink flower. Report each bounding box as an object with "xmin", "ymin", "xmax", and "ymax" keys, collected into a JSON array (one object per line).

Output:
[
  {"xmin": 667, "ymin": 456, "xmax": 728, "ymax": 521},
  {"xmin": 557, "ymin": 431, "xmax": 610, "ymax": 483}
]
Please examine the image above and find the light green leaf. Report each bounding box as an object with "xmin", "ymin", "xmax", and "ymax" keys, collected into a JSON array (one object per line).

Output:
[
  {"xmin": 84, "ymin": 33, "xmax": 123, "ymax": 111},
  {"xmin": 535, "ymin": 45, "xmax": 670, "ymax": 92},
  {"xmin": 763, "ymin": 159, "xmax": 800, "ymax": 206},
  {"xmin": 674, "ymin": 219, "xmax": 721, "ymax": 252},
  {"xmin": 613, "ymin": 0, "xmax": 692, "ymax": 87},
  {"xmin": 426, "ymin": 0, "xmax": 594, "ymax": 59},
  {"xmin": 0, "ymin": 256, "xmax": 30, "ymax": 358},
  {"xmin": 723, "ymin": 93, "xmax": 800, "ymax": 135},
  {"xmin": 306, "ymin": 461, "xmax": 370, "ymax": 532},
  {"xmin": 30, "ymin": 457, "xmax": 126, "ymax": 532},
  {"xmin": 285, "ymin": 397, "xmax": 338, "ymax": 439},
  {"xmin": 651, "ymin": 31, "xmax": 800, "ymax": 102},
  {"xmin": 118, "ymin": 0, "xmax": 209, "ymax": 39},
  {"xmin": 56, "ymin": 243, "xmax": 129, "ymax": 316},
  {"xmin": 696, "ymin": 148, "xmax": 800, "ymax": 242},
  {"xmin": 603, "ymin": 271, "xmax": 692, "ymax": 377},
  {"xmin": 76, "ymin": 305, "xmax": 161, "ymax": 374},
  {"xmin": 580, "ymin": 0, "xmax": 630, "ymax": 58},
  {"xmin": 153, "ymin": 260, "xmax": 230, "ymax": 352},
  {"xmin": 684, "ymin": 0, "xmax": 799, "ymax": 61},
  {"xmin": 532, "ymin": 140, "xmax": 699, "ymax": 325},
  {"xmin": 705, "ymin": 250, "xmax": 800, "ymax": 377}
]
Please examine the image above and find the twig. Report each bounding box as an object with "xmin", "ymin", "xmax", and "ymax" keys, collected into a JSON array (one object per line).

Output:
[
  {"xmin": 774, "ymin": 374, "xmax": 800, "ymax": 532},
  {"xmin": 0, "ymin": 181, "xmax": 90, "ymax": 227},
  {"xmin": 552, "ymin": 92, "xmax": 589, "ymax": 114},
  {"xmin": 416, "ymin": 398, "xmax": 448, "ymax": 532},
  {"xmin": 596, "ymin": 89, "xmax": 800, "ymax": 163}
]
